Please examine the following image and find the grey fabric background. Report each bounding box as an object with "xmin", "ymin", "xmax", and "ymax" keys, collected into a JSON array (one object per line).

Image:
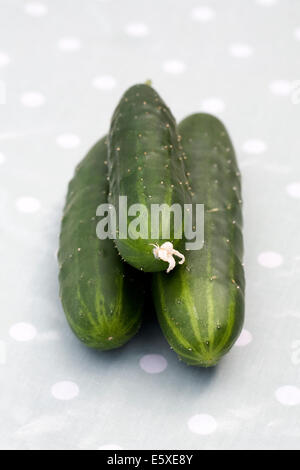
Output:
[{"xmin": 0, "ymin": 0, "xmax": 300, "ymax": 450}]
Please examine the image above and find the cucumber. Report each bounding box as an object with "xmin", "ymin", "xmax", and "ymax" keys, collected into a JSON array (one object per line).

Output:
[
  {"xmin": 58, "ymin": 137, "xmax": 144, "ymax": 350},
  {"xmin": 108, "ymin": 83, "xmax": 190, "ymax": 273},
  {"xmin": 153, "ymin": 114, "xmax": 245, "ymax": 367}
]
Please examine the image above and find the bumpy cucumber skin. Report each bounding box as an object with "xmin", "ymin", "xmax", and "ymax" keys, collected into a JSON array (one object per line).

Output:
[
  {"xmin": 108, "ymin": 84, "xmax": 190, "ymax": 272},
  {"xmin": 153, "ymin": 114, "xmax": 245, "ymax": 367},
  {"xmin": 58, "ymin": 138, "xmax": 144, "ymax": 350}
]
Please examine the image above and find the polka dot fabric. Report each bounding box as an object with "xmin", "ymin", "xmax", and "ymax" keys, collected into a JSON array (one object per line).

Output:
[
  {"xmin": 139, "ymin": 354, "xmax": 168, "ymax": 374},
  {"xmin": 1, "ymin": 0, "xmax": 299, "ymax": 451},
  {"xmin": 51, "ymin": 381, "xmax": 79, "ymax": 401},
  {"xmin": 10, "ymin": 323, "xmax": 37, "ymax": 342}
]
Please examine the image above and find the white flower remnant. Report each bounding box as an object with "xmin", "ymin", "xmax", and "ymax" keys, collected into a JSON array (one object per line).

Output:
[{"xmin": 151, "ymin": 242, "xmax": 185, "ymax": 273}]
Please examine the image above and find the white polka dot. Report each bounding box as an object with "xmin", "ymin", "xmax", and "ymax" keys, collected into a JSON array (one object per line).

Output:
[
  {"xmin": 229, "ymin": 43, "xmax": 253, "ymax": 58},
  {"xmin": 98, "ymin": 444, "xmax": 123, "ymax": 450},
  {"xmin": 58, "ymin": 37, "xmax": 82, "ymax": 51},
  {"xmin": 163, "ymin": 60, "xmax": 186, "ymax": 75},
  {"xmin": 21, "ymin": 91, "xmax": 45, "ymax": 107},
  {"xmin": 139, "ymin": 354, "xmax": 167, "ymax": 374},
  {"xmin": 51, "ymin": 381, "xmax": 79, "ymax": 401},
  {"xmin": 190, "ymin": 6, "xmax": 215, "ymax": 22},
  {"xmin": 294, "ymin": 28, "xmax": 300, "ymax": 41},
  {"xmin": 10, "ymin": 323, "xmax": 37, "ymax": 342},
  {"xmin": 269, "ymin": 80, "xmax": 292, "ymax": 96},
  {"xmin": 242, "ymin": 139, "xmax": 267, "ymax": 154},
  {"xmin": 125, "ymin": 23, "xmax": 149, "ymax": 37},
  {"xmin": 25, "ymin": 2, "xmax": 48, "ymax": 17},
  {"xmin": 56, "ymin": 134, "xmax": 80, "ymax": 149},
  {"xmin": 201, "ymin": 98, "xmax": 225, "ymax": 114},
  {"xmin": 0, "ymin": 52, "xmax": 10, "ymax": 67},
  {"xmin": 258, "ymin": 251, "xmax": 283, "ymax": 268},
  {"xmin": 256, "ymin": 0, "xmax": 277, "ymax": 5},
  {"xmin": 275, "ymin": 386, "xmax": 300, "ymax": 406},
  {"xmin": 235, "ymin": 329, "xmax": 253, "ymax": 347},
  {"xmin": 188, "ymin": 414, "xmax": 217, "ymax": 435},
  {"xmin": 92, "ymin": 75, "xmax": 117, "ymax": 90},
  {"xmin": 16, "ymin": 197, "xmax": 41, "ymax": 213},
  {"xmin": 286, "ymin": 182, "xmax": 300, "ymax": 198},
  {"xmin": 0, "ymin": 152, "xmax": 6, "ymax": 164}
]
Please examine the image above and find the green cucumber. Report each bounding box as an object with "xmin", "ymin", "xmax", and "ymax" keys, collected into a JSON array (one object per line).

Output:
[
  {"xmin": 108, "ymin": 83, "xmax": 190, "ymax": 273},
  {"xmin": 58, "ymin": 137, "xmax": 144, "ymax": 350},
  {"xmin": 153, "ymin": 114, "xmax": 245, "ymax": 367}
]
